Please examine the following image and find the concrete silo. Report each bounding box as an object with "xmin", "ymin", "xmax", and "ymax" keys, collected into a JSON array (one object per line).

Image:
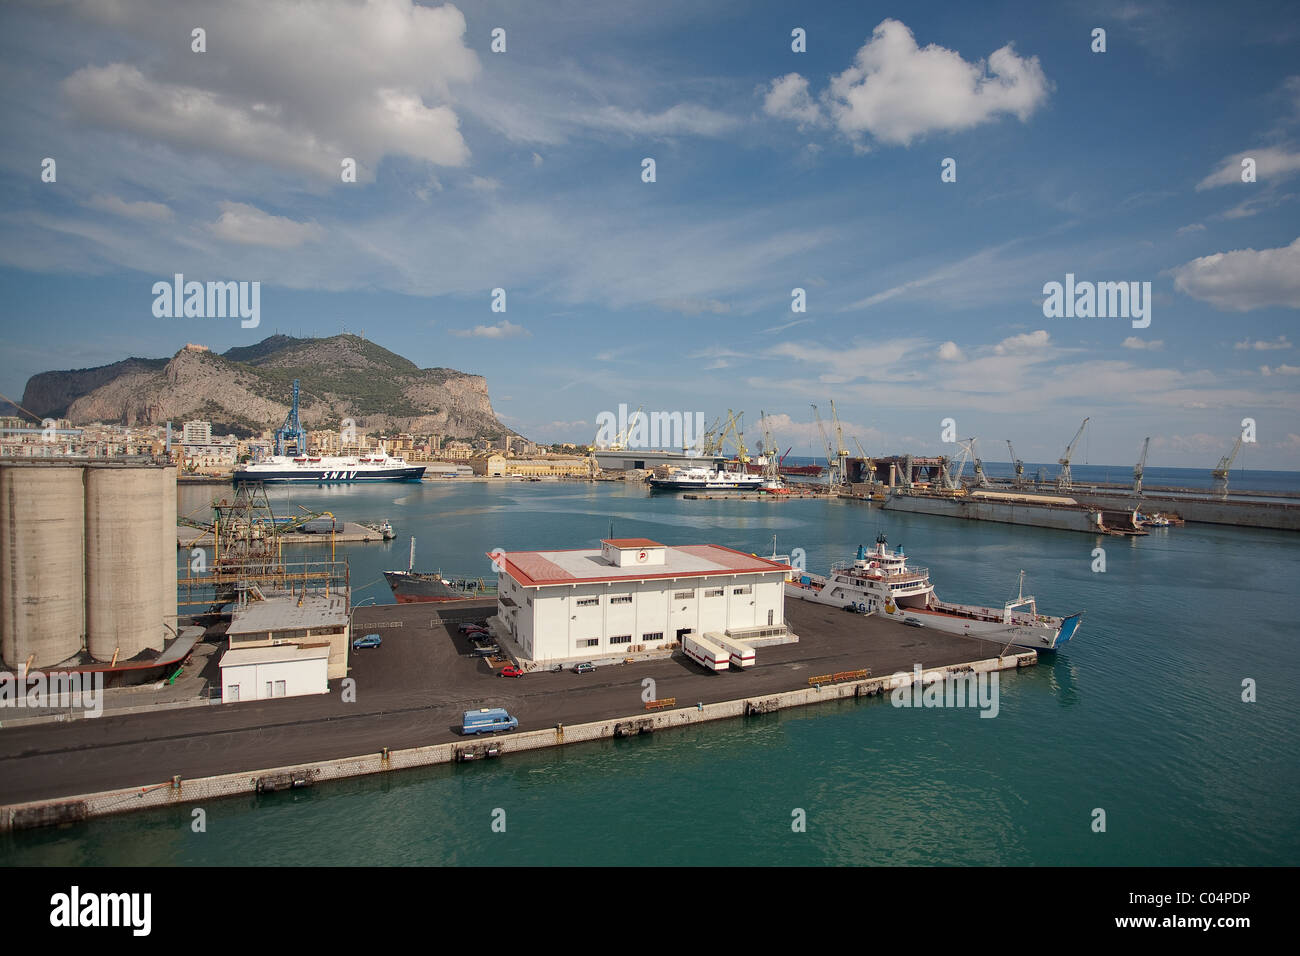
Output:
[
  {"xmin": 0, "ymin": 463, "xmax": 86, "ymax": 669},
  {"xmin": 84, "ymin": 464, "xmax": 167, "ymax": 662},
  {"xmin": 161, "ymin": 465, "xmax": 178, "ymax": 641}
]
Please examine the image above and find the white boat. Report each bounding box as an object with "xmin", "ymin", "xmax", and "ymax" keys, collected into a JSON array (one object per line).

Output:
[
  {"xmin": 784, "ymin": 533, "xmax": 1083, "ymax": 651},
  {"xmin": 234, "ymin": 452, "xmax": 425, "ymax": 483},
  {"xmin": 648, "ymin": 465, "xmax": 769, "ymax": 491}
]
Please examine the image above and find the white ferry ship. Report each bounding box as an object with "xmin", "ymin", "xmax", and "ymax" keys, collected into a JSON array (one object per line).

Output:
[
  {"xmin": 648, "ymin": 465, "xmax": 773, "ymax": 492},
  {"xmin": 785, "ymin": 533, "xmax": 1082, "ymax": 651},
  {"xmin": 233, "ymin": 453, "xmax": 426, "ymax": 483}
]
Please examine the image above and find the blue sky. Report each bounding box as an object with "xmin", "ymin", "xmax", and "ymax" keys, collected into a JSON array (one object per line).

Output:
[{"xmin": 1, "ymin": 0, "xmax": 1298, "ymax": 467}]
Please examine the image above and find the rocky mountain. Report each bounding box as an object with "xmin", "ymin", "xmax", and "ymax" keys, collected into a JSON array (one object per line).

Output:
[{"xmin": 21, "ymin": 335, "xmax": 518, "ymax": 440}]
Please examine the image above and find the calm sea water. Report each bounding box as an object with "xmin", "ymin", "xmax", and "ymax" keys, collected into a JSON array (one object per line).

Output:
[{"xmin": 4, "ymin": 478, "xmax": 1298, "ymax": 865}]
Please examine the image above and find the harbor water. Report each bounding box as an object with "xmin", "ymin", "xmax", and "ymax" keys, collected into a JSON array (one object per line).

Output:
[{"xmin": 4, "ymin": 478, "xmax": 1298, "ymax": 865}]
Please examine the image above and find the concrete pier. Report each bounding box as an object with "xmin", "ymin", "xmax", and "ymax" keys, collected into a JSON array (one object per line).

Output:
[{"xmin": 0, "ymin": 599, "xmax": 1034, "ymax": 827}]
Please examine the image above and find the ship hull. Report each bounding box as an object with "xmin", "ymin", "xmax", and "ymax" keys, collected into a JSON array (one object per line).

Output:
[
  {"xmin": 648, "ymin": 479, "xmax": 766, "ymax": 491},
  {"xmin": 785, "ymin": 578, "xmax": 1080, "ymax": 651},
  {"xmin": 383, "ymin": 570, "xmax": 496, "ymax": 603},
  {"xmin": 235, "ymin": 466, "xmax": 426, "ymax": 483}
]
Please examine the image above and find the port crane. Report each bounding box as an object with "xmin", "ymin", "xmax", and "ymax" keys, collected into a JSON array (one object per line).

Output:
[
  {"xmin": 853, "ymin": 437, "xmax": 874, "ymax": 486},
  {"xmin": 810, "ymin": 404, "xmax": 840, "ymax": 486},
  {"xmin": 940, "ymin": 441, "xmax": 973, "ymax": 493},
  {"xmin": 829, "ymin": 400, "xmax": 851, "ymax": 487},
  {"xmin": 1211, "ymin": 434, "xmax": 1244, "ymax": 499},
  {"xmin": 274, "ymin": 378, "xmax": 307, "ymax": 456},
  {"xmin": 1133, "ymin": 437, "xmax": 1150, "ymax": 497},
  {"xmin": 1056, "ymin": 417, "xmax": 1090, "ymax": 492},
  {"xmin": 759, "ymin": 411, "xmax": 782, "ymax": 480},
  {"xmin": 1005, "ymin": 440, "xmax": 1026, "ymax": 489},
  {"xmin": 969, "ymin": 438, "xmax": 991, "ymax": 489}
]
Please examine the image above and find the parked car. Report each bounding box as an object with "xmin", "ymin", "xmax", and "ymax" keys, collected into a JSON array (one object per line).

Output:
[
  {"xmin": 471, "ymin": 645, "xmax": 500, "ymax": 657},
  {"xmin": 352, "ymin": 633, "xmax": 382, "ymax": 649},
  {"xmin": 573, "ymin": 662, "xmax": 596, "ymax": 674},
  {"xmin": 498, "ymin": 665, "xmax": 523, "ymax": 678},
  {"xmin": 458, "ymin": 622, "xmax": 489, "ymax": 633},
  {"xmin": 550, "ymin": 664, "xmax": 564, "ymax": 673},
  {"xmin": 902, "ymin": 616, "xmax": 925, "ymax": 628}
]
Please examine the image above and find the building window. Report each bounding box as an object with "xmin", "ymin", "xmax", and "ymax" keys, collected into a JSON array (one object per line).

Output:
[
  {"xmin": 704, "ymin": 588, "xmax": 724, "ymax": 597},
  {"xmin": 673, "ymin": 590, "xmax": 694, "ymax": 600},
  {"xmin": 642, "ymin": 632, "xmax": 664, "ymax": 642},
  {"xmin": 527, "ymin": 597, "xmax": 533, "ymax": 606},
  {"xmin": 609, "ymin": 634, "xmax": 632, "ymax": 645},
  {"xmin": 610, "ymin": 594, "xmax": 633, "ymax": 605},
  {"xmin": 582, "ymin": 638, "xmax": 600, "ymax": 647},
  {"xmin": 274, "ymin": 680, "xmax": 287, "ymax": 697},
  {"xmin": 226, "ymin": 685, "xmax": 239, "ymax": 702},
  {"xmin": 575, "ymin": 597, "xmax": 599, "ymax": 607},
  {"xmin": 733, "ymin": 585, "xmax": 752, "ymax": 595}
]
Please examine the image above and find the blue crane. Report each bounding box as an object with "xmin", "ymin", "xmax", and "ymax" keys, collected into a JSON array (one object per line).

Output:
[{"xmin": 274, "ymin": 379, "xmax": 307, "ymax": 456}]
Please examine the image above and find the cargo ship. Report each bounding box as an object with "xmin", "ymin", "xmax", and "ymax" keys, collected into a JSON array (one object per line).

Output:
[
  {"xmin": 784, "ymin": 533, "xmax": 1083, "ymax": 651},
  {"xmin": 234, "ymin": 452, "xmax": 425, "ymax": 483},
  {"xmin": 383, "ymin": 538, "xmax": 498, "ymax": 603}
]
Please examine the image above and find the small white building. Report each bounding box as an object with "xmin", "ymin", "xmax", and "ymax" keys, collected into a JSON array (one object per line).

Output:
[
  {"xmin": 219, "ymin": 589, "xmax": 351, "ymax": 704},
  {"xmin": 219, "ymin": 644, "xmax": 331, "ymax": 702},
  {"xmin": 490, "ymin": 538, "xmax": 791, "ymax": 664}
]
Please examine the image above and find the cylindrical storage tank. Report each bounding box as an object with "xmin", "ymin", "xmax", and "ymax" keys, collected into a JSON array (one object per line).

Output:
[
  {"xmin": 161, "ymin": 465, "xmax": 178, "ymax": 640},
  {"xmin": 0, "ymin": 464, "xmax": 86, "ymax": 669},
  {"xmin": 84, "ymin": 465, "xmax": 166, "ymax": 662}
]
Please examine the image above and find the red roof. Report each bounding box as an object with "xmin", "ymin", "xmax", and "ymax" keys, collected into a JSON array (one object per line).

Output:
[{"xmin": 600, "ymin": 537, "xmax": 664, "ymax": 549}]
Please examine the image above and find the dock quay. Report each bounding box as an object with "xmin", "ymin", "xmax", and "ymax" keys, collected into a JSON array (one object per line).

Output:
[
  {"xmin": 0, "ymin": 599, "xmax": 1034, "ymax": 828},
  {"xmin": 176, "ymin": 520, "xmax": 390, "ymax": 548}
]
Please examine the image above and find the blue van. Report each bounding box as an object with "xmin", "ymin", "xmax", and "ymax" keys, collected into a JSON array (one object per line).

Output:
[{"xmin": 461, "ymin": 707, "xmax": 519, "ymax": 735}]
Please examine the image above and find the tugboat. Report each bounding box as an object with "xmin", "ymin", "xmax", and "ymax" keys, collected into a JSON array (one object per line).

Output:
[{"xmin": 784, "ymin": 533, "xmax": 1083, "ymax": 651}]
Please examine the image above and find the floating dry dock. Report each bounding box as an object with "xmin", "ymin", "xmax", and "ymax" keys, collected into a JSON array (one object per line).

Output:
[
  {"xmin": 0, "ymin": 599, "xmax": 1034, "ymax": 829},
  {"xmin": 878, "ymin": 489, "xmax": 1146, "ymax": 535}
]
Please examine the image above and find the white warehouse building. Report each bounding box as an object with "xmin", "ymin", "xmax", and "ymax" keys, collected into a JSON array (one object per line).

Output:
[{"xmin": 491, "ymin": 538, "xmax": 791, "ymax": 664}]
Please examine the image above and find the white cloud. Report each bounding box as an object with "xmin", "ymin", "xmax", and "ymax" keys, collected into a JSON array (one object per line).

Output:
[
  {"xmin": 1196, "ymin": 146, "xmax": 1300, "ymax": 189},
  {"xmin": 209, "ymin": 202, "xmax": 324, "ymax": 248},
  {"xmin": 1172, "ymin": 237, "xmax": 1300, "ymax": 311},
  {"xmin": 83, "ymin": 194, "xmax": 173, "ymax": 222},
  {"xmin": 468, "ymin": 176, "xmax": 501, "ymax": 192},
  {"xmin": 762, "ymin": 73, "xmax": 823, "ymax": 126},
  {"xmin": 1235, "ymin": 335, "xmax": 1292, "ymax": 350},
  {"xmin": 531, "ymin": 152, "xmax": 544, "ymax": 167},
  {"xmin": 450, "ymin": 320, "xmax": 531, "ymax": 339},
  {"xmin": 805, "ymin": 19, "xmax": 1050, "ymax": 147},
  {"xmin": 1261, "ymin": 363, "xmax": 1300, "ymax": 376},
  {"xmin": 1122, "ymin": 337, "xmax": 1164, "ymax": 350},
  {"xmin": 1176, "ymin": 223, "xmax": 1205, "ymax": 235},
  {"xmin": 994, "ymin": 330, "xmax": 1050, "ymax": 354},
  {"xmin": 937, "ymin": 341, "xmax": 965, "ymax": 361},
  {"xmin": 61, "ymin": 0, "xmax": 479, "ymax": 180},
  {"xmin": 587, "ymin": 103, "xmax": 738, "ymax": 137}
]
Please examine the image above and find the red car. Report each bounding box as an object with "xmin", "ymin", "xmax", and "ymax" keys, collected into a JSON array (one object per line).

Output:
[{"xmin": 498, "ymin": 665, "xmax": 523, "ymax": 678}]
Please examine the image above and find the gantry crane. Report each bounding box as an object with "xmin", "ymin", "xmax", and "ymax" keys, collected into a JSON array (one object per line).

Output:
[
  {"xmin": 1133, "ymin": 437, "xmax": 1150, "ymax": 497},
  {"xmin": 1211, "ymin": 434, "xmax": 1244, "ymax": 499},
  {"xmin": 1056, "ymin": 417, "xmax": 1090, "ymax": 492},
  {"xmin": 940, "ymin": 440, "xmax": 973, "ymax": 492},
  {"xmin": 1005, "ymin": 440, "xmax": 1026, "ymax": 489},
  {"xmin": 274, "ymin": 379, "xmax": 307, "ymax": 456}
]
